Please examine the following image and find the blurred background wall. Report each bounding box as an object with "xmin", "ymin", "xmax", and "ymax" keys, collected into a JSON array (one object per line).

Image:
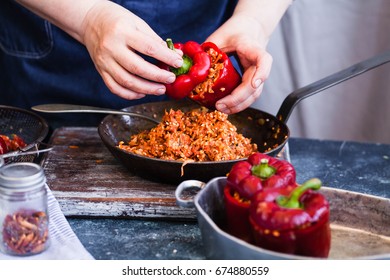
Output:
[{"xmin": 252, "ymin": 0, "xmax": 390, "ymax": 144}]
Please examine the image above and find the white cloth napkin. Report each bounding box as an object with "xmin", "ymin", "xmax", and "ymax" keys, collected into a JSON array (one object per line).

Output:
[{"xmin": 0, "ymin": 185, "xmax": 94, "ymax": 260}]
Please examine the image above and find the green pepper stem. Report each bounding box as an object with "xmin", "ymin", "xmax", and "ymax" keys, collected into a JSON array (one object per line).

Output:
[
  {"xmin": 251, "ymin": 158, "xmax": 276, "ymax": 179},
  {"xmin": 166, "ymin": 38, "xmax": 175, "ymax": 50},
  {"xmin": 276, "ymin": 178, "xmax": 322, "ymax": 209},
  {"xmin": 166, "ymin": 38, "xmax": 192, "ymax": 76}
]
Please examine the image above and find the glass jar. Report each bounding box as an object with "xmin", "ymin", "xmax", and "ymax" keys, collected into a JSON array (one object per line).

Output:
[{"xmin": 0, "ymin": 162, "xmax": 49, "ymax": 256}]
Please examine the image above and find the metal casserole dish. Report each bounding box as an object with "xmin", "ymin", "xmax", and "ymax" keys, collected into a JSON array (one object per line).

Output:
[
  {"xmin": 98, "ymin": 51, "xmax": 390, "ymax": 184},
  {"xmin": 175, "ymin": 177, "xmax": 390, "ymax": 260}
]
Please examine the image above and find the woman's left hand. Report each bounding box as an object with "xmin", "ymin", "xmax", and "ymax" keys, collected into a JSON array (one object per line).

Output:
[{"xmin": 206, "ymin": 15, "xmax": 273, "ymax": 114}]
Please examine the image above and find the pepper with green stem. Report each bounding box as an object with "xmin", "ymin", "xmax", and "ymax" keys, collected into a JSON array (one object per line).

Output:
[
  {"xmin": 160, "ymin": 39, "xmax": 241, "ymax": 109},
  {"xmin": 227, "ymin": 152, "xmax": 296, "ymax": 198},
  {"xmin": 223, "ymin": 152, "xmax": 296, "ymax": 243},
  {"xmin": 249, "ymin": 178, "xmax": 331, "ymax": 258}
]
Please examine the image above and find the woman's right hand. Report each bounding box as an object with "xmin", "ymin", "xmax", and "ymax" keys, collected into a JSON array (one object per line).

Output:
[{"xmin": 81, "ymin": 1, "xmax": 183, "ymax": 100}]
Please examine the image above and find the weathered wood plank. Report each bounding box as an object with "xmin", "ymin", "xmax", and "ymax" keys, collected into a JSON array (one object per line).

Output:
[{"xmin": 41, "ymin": 127, "xmax": 196, "ymax": 220}]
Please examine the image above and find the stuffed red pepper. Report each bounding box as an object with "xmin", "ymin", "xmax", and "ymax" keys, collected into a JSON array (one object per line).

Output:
[
  {"xmin": 249, "ymin": 178, "xmax": 331, "ymax": 258},
  {"xmin": 223, "ymin": 152, "xmax": 296, "ymax": 242},
  {"xmin": 160, "ymin": 39, "xmax": 241, "ymax": 109}
]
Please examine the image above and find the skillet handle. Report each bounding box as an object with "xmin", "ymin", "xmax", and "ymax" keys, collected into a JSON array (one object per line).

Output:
[{"xmin": 276, "ymin": 50, "xmax": 390, "ymax": 123}]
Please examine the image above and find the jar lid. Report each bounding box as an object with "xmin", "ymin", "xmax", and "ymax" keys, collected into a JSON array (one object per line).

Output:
[{"xmin": 0, "ymin": 162, "xmax": 46, "ymax": 190}]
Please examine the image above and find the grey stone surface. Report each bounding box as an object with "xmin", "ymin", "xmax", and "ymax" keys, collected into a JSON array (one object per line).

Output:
[{"xmin": 68, "ymin": 138, "xmax": 390, "ymax": 259}]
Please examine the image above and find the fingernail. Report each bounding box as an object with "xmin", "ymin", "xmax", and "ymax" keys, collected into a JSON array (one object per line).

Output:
[
  {"xmin": 216, "ymin": 103, "xmax": 230, "ymax": 114},
  {"xmin": 166, "ymin": 75, "xmax": 176, "ymax": 84},
  {"xmin": 174, "ymin": 58, "xmax": 183, "ymax": 68},
  {"xmin": 254, "ymin": 79, "xmax": 262, "ymax": 88},
  {"xmin": 156, "ymin": 87, "xmax": 165, "ymax": 95}
]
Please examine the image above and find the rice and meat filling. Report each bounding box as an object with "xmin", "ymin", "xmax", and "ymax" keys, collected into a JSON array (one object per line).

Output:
[
  {"xmin": 190, "ymin": 47, "xmax": 224, "ymax": 100},
  {"xmin": 118, "ymin": 109, "xmax": 258, "ymax": 162}
]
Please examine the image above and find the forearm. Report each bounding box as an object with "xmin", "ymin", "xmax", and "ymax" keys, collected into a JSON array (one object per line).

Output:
[
  {"xmin": 234, "ymin": 0, "xmax": 293, "ymax": 42},
  {"xmin": 15, "ymin": 0, "xmax": 106, "ymax": 43}
]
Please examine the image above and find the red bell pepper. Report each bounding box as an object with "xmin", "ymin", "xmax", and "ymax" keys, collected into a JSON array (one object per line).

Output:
[
  {"xmin": 189, "ymin": 42, "xmax": 241, "ymax": 109},
  {"xmin": 161, "ymin": 39, "xmax": 241, "ymax": 109},
  {"xmin": 0, "ymin": 134, "xmax": 27, "ymax": 155},
  {"xmin": 227, "ymin": 152, "xmax": 296, "ymax": 197},
  {"xmin": 0, "ymin": 136, "xmax": 8, "ymax": 155},
  {"xmin": 223, "ymin": 152, "xmax": 296, "ymax": 243},
  {"xmin": 249, "ymin": 178, "xmax": 331, "ymax": 258},
  {"xmin": 223, "ymin": 186, "xmax": 253, "ymax": 242},
  {"xmin": 161, "ymin": 39, "xmax": 211, "ymax": 100},
  {"xmin": 9, "ymin": 134, "xmax": 27, "ymax": 151}
]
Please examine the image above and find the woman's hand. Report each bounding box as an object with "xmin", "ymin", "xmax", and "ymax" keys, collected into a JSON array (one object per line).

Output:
[
  {"xmin": 81, "ymin": 1, "xmax": 183, "ymax": 100},
  {"xmin": 206, "ymin": 0, "xmax": 292, "ymax": 114},
  {"xmin": 206, "ymin": 15, "xmax": 272, "ymax": 114}
]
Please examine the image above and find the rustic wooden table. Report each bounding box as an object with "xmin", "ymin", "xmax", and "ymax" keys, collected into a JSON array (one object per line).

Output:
[{"xmin": 42, "ymin": 126, "xmax": 196, "ymax": 220}]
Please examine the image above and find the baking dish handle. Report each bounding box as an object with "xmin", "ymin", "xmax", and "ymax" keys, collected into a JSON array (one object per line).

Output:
[{"xmin": 175, "ymin": 180, "xmax": 205, "ymax": 208}]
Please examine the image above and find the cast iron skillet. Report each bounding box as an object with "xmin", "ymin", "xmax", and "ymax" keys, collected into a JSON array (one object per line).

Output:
[{"xmin": 98, "ymin": 50, "xmax": 390, "ymax": 184}]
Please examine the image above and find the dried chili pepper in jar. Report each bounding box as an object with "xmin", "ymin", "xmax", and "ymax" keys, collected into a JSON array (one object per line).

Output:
[{"xmin": 0, "ymin": 162, "xmax": 49, "ymax": 256}]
